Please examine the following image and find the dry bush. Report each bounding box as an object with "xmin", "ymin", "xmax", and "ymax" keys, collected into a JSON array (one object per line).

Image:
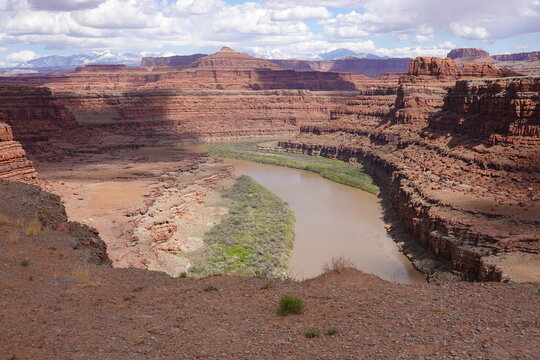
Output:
[
  {"xmin": 0, "ymin": 214, "xmax": 11, "ymax": 226},
  {"xmin": 5, "ymin": 231, "xmax": 20, "ymax": 244},
  {"xmin": 25, "ymin": 218, "xmax": 42, "ymax": 236},
  {"xmin": 322, "ymin": 256, "xmax": 355, "ymax": 275},
  {"xmin": 72, "ymin": 268, "xmax": 91, "ymax": 284}
]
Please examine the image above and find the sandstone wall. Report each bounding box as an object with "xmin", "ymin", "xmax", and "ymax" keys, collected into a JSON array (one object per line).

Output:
[
  {"xmin": 0, "ymin": 122, "xmax": 36, "ymax": 180},
  {"xmin": 55, "ymin": 89, "xmax": 362, "ymax": 139}
]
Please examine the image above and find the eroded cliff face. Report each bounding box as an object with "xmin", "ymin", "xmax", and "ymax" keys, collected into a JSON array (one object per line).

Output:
[
  {"xmin": 55, "ymin": 89, "xmax": 363, "ymax": 140},
  {"xmin": 0, "ymin": 122, "xmax": 36, "ymax": 180},
  {"xmin": 279, "ymin": 58, "xmax": 539, "ymax": 281}
]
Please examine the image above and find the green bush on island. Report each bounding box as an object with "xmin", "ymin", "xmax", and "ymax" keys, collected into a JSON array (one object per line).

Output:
[
  {"xmin": 189, "ymin": 175, "xmax": 295, "ymax": 278},
  {"xmin": 205, "ymin": 141, "xmax": 379, "ymax": 195}
]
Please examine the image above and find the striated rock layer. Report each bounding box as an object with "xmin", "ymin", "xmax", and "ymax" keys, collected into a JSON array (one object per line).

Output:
[
  {"xmin": 0, "ymin": 121, "xmax": 36, "ymax": 180},
  {"xmin": 279, "ymin": 58, "xmax": 539, "ymax": 281}
]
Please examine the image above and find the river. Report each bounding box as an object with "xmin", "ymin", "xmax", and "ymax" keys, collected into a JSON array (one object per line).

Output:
[{"xmin": 185, "ymin": 143, "xmax": 424, "ymax": 284}]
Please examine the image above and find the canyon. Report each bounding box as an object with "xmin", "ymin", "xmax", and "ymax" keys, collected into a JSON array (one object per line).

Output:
[
  {"xmin": 0, "ymin": 48, "xmax": 538, "ymax": 283},
  {"xmin": 0, "ymin": 46, "xmax": 538, "ymax": 359}
]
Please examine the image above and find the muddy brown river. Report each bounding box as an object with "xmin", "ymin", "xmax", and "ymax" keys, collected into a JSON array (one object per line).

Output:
[{"xmin": 229, "ymin": 159, "xmax": 424, "ymax": 284}]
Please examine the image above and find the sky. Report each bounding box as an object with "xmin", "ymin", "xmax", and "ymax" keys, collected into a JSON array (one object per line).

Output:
[{"xmin": 0, "ymin": 0, "xmax": 539, "ymax": 65}]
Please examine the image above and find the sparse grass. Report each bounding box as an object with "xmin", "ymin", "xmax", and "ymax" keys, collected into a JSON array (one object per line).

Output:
[
  {"xmin": 322, "ymin": 256, "xmax": 354, "ymax": 275},
  {"xmin": 132, "ymin": 287, "xmax": 144, "ymax": 292},
  {"xmin": 5, "ymin": 231, "xmax": 20, "ymax": 244},
  {"xmin": 24, "ymin": 217, "xmax": 42, "ymax": 236},
  {"xmin": 72, "ymin": 268, "xmax": 91, "ymax": 284},
  {"xmin": 278, "ymin": 295, "xmax": 304, "ymax": 315},
  {"xmin": 189, "ymin": 175, "xmax": 295, "ymax": 278},
  {"xmin": 260, "ymin": 282, "xmax": 273, "ymax": 290},
  {"xmin": 204, "ymin": 285, "xmax": 218, "ymax": 292},
  {"xmin": 20, "ymin": 259, "xmax": 29, "ymax": 267},
  {"xmin": 179, "ymin": 272, "xmax": 187, "ymax": 278},
  {"xmin": 205, "ymin": 141, "xmax": 379, "ymax": 195},
  {"xmin": 123, "ymin": 295, "xmax": 135, "ymax": 301},
  {"xmin": 305, "ymin": 328, "xmax": 320, "ymax": 338},
  {"xmin": 325, "ymin": 327, "xmax": 339, "ymax": 335},
  {"xmin": 432, "ymin": 305, "xmax": 449, "ymax": 313}
]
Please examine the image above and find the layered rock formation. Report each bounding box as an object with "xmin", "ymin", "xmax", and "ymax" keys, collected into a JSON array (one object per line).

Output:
[
  {"xmin": 54, "ymin": 89, "xmax": 362, "ymax": 139},
  {"xmin": 0, "ymin": 85, "xmax": 78, "ymax": 161},
  {"xmin": 279, "ymin": 58, "xmax": 539, "ymax": 281},
  {"xmin": 447, "ymin": 48, "xmax": 540, "ymax": 76},
  {"xmin": 447, "ymin": 48, "xmax": 491, "ymax": 61},
  {"xmin": 0, "ymin": 121, "xmax": 36, "ymax": 180}
]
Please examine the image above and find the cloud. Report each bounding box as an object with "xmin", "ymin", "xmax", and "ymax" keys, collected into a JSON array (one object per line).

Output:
[
  {"xmin": 271, "ymin": 6, "xmax": 331, "ymax": 21},
  {"xmin": 6, "ymin": 50, "xmax": 39, "ymax": 62},
  {"xmin": 0, "ymin": 0, "xmax": 538, "ymax": 61},
  {"xmin": 449, "ymin": 23, "xmax": 489, "ymax": 40},
  {"xmin": 27, "ymin": 0, "xmax": 107, "ymax": 11}
]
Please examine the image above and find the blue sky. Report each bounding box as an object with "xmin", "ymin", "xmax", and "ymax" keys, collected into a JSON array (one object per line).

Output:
[{"xmin": 0, "ymin": 0, "xmax": 539, "ymax": 65}]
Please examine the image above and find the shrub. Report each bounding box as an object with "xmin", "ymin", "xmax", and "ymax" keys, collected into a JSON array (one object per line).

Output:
[
  {"xmin": 204, "ymin": 285, "xmax": 218, "ymax": 292},
  {"xmin": 305, "ymin": 328, "xmax": 320, "ymax": 338},
  {"xmin": 278, "ymin": 295, "xmax": 304, "ymax": 315},
  {"xmin": 20, "ymin": 259, "xmax": 29, "ymax": 267},
  {"xmin": 322, "ymin": 256, "xmax": 354, "ymax": 275},
  {"xmin": 73, "ymin": 268, "xmax": 91, "ymax": 284},
  {"xmin": 132, "ymin": 287, "xmax": 144, "ymax": 292},
  {"xmin": 25, "ymin": 218, "xmax": 42, "ymax": 236},
  {"xmin": 179, "ymin": 272, "xmax": 187, "ymax": 278},
  {"xmin": 325, "ymin": 327, "xmax": 339, "ymax": 335}
]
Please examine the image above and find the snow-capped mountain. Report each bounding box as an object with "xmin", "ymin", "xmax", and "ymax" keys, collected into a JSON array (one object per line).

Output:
[
  {"xmin": 15, "ymin": 51, "xmax": 142, "ymax": 68},
  {"xmin": 319, "ymin": 48, "xmax": 386, "ymax": 60}
]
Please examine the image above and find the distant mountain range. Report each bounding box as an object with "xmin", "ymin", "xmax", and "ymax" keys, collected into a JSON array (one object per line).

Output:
[
  {"xmin": 14, "ymin": 51, "xmax": 142, "ymax": 69},
  {"xmin": 318, "ymin": 48, "xmax": 387, "ymax": 60}
]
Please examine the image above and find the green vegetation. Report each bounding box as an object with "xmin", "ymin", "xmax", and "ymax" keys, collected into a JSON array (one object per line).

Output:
[
  {"xmin": 304, "ymin": 328, "xmax": 321, "ymax": 338},
  {"xmin": 278, "ymin": 295, "xmax": 304, "ymax": 315},
  {"xmin": 204, "ymin": 285, "xmax": 218, "ymax": 292},
  {"xmin": 19, "ymin": 259, "xmax": 29, "ymax": 267},
  {"xmin": 325, "ymin": 327, "xmax": 339, "ymax": 335},
  {"xmin": 205, "ymin": 141, "xmax": 379, "ymax": 195},
  {"xmin": 189, "ymin": 175, "xmax": 295, "ymax": 278}
]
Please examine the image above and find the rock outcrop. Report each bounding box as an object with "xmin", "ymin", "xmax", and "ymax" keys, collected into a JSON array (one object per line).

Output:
[
  {"xmin": 447, "ymin": 48, "xmax": 491, "ymax": 61},
  {"xmin": 0, "ymin": 121, "xmax": 36, "ymax": 180},
  {"xmin": 492, "ymin": 51, "xmax": 540, "ymax": 62}
]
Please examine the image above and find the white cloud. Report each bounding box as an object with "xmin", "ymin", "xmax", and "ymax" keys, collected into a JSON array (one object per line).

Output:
[
  {"xmin": 271, "ymin": 6, "xmax": 331, "ymax": 21},
  {"xmin": 449, "ymin": 23, "xmax": 489, "ymax": 40},
  {"xmin": 0, "ymin": 0, "xmax": 538, "ymax": 61},
  {"xmin": 6, "ymin": 50, "xmax": 39, "ymax": 62}
]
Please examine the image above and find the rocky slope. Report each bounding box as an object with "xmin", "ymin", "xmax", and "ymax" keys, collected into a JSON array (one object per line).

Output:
[{"xmin": 278, "ymin": 58, "xmax": 539, "ymax": 282}]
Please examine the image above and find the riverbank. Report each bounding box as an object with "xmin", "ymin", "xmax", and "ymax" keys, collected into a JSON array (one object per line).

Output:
[
  {"xmin": 188, "ymin": 175, "xmax": 295, "ymax": 278},
  {"xmin": 204, "ymin": 140, "xmax": 379, "ymax": 195}
]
